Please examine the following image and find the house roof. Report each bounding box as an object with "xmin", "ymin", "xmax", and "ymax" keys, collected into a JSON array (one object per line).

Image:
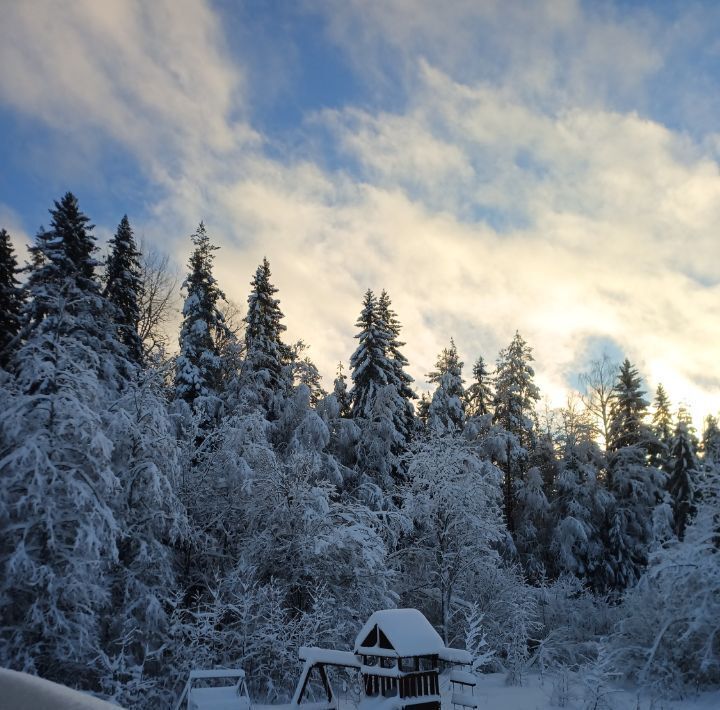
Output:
[{"xmin": 353, "ymin": 608, "xmax": 445, "ymax": 657}]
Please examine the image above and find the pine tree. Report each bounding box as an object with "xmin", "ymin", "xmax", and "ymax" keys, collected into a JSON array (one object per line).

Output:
[
  {"xmin": 608, "ymin": 359, "xmax": 653, "ymax": 454},
  {"xmin": 493, "ymin": 331, "xmax": 540, "ymax": 451},
  {"xmin": 701, "ymin": 415, "xmax": 720, "ymax": 470},
  {"xmin": 174, "ymin": 223, "xmax": 227, "ymax": 409},
  {"xmin": 332, "ymin": 361, "xmax": 351, "ymax": 418},
  {"xmin": 23, "ymin": 192, "xmax": 102, "ymax": 340},
  {"xmin": 417, "ymin": 392, "xmax": 431, "ymax": 428},
  {"xmin": 243, "ymin": 258, "xmax": 289, "ymax": 414},
  {"xmin": 676, "ymin": 404, "xmax": 699, "ymax": 454},
  {"xmin": 103, "ymin": 216, "xmax": 143, "ymax": 364},
  {"xmin": 493, "ymin": 331, "xmax": 541, "ymax": 532},
  {"xmin": 650, "ymin": 384, "xmax": 673, "ymax": 471},
  {"xmin": 377, "ymin": 290, "xmax": 416, "ymax": 438},
  {"xmin": 0, "ymin": 194, "xmax": 122, "ymax": 686},
  {"xmin": 651, "ymin": 384, "xmax": 673, "ymax": 449},
  {"xmin": 349, "ymin": 289, "xmax": 392, "ymax": 419},
  {"xmin": 605, "ymin": 359, "xmax": 666, "ymax": 591},
  {"xmin": 668, "ymin": 419, "xmax": 699, "ymax": 539},
  {"xmin": 465, "ymin": 355, "xmax": 493, "ymax": 418},
  {"xmin": 427, "ymin": 339, "xmax": 465, "ymax": 434},
  {"xmin": 0, "ymin": 228, "xmax": 23, "ymax": 366}
]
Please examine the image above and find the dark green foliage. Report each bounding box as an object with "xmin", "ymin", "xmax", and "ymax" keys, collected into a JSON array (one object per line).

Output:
[
  {"xmin": 427, "ymin": 338, "xmax": 465, "ymax": 434},
  {"xmin": 465, "ymin": 355, "xmax": 493, "ymax": 418},
  {"xmin": 174, "ymin": 223, "xmax": 227, "ymax": 407},
  {"xmin": 243, "ymin": 257, "xmax": 290, "ymax": 413},
  {"xmin": 668, "ymin": 420, "xmax": 699, "ymax": 539},
  {"xmin": 24, "ymin": 192, "xmax": 101, "ymax": 335},
  {"xmin": 104, "ymin": 216, "xmax": 143, "ymax": 364},
  {"xmin": 0, "ymin": 228, "xmax": 23, "ymax": 365},
  {"xmin": 608, "ymin": 359, "xmax": 653, "ymax": 453}
]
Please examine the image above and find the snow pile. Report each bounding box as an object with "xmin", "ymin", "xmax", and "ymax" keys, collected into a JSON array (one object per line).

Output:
[{"xmin": 0, "ymin": 668, "xmax": 121, "ymax": 710}]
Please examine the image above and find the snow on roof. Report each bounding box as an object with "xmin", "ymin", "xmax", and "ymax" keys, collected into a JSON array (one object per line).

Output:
[
  {"xmin": 299, "ymin": 647, "xmax": 361, "ymax": 668},
  {"xmin": 439, "ymin": 647, "xmax": 473, "ymax": 665},
  {"xmin": 353, "ymin": 608, "xmax": 445, "ymax": 657}
]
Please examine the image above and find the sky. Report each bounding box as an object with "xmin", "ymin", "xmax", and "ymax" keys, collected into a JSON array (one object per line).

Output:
[{"xmin": 1, "ymin": 0, "xmax": 719, "ymax": 425}]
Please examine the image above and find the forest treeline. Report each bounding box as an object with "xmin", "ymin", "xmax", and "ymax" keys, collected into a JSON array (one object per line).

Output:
[{"xmin": 0, "ymin": 193, "xmax": 718, "ymax": 707}]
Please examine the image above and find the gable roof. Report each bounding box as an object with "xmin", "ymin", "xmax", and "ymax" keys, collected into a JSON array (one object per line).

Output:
[{"xmin": 353, "ymin": 608, "xmax": 445, "ymax": 657}]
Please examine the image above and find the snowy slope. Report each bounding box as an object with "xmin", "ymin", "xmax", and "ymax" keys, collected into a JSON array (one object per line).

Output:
[{"xmin": 0, "ymin": 668, "xmax": 121, "ymax": 710}]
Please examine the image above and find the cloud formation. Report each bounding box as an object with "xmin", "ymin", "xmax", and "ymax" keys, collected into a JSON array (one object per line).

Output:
[{"xmin": 0, "ymin": 0, "xmax": 718, "ymax": 422}]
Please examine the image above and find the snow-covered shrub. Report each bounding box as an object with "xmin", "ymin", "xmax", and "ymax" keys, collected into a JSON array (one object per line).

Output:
[
  {"xmin": 168, "ymin": 564, "xmax": 336, "ymax": 702},
  {"xmin": 607, "ymin": 470, "xmax": 720, "ymax": 693},
  {"xmin": 532, "ymin": 575, "xmax": 615, "ymax": 672},
  {"xmin": 398, "ymin": 436, "xmax": 504, "ymax": 643}
]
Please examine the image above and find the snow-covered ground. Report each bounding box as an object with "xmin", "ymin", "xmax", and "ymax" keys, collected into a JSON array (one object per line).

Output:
[{"xmin": 443, "ymin": 672, "xmax": 720, "ymax": 710}]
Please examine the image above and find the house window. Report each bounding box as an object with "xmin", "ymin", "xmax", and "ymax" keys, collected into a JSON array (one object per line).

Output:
[
  {"xmin": 380, "ymin": 656, "xmax": 395, "ymax": 669},
  {"xmin": 418, "ymin": 657, "xmax": 435, "ymax": 671},
  {"xmin": 399, "ymin": 657, "xmax": 416, "ymax": 672}
]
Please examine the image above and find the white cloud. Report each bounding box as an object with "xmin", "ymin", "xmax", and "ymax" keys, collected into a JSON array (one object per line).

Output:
[{"xmin": 0, "ymin": 0, "xmax": 718, "ymax": 425}]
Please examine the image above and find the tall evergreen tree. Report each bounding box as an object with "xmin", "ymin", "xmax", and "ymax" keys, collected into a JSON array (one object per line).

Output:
[
  {"xmin": 174, "ymin": 223, "xmax": 227, "ymax": 409},
  {"xmin": 701, "ymin": 415, "xmax": 720, "ymax": 470},
  {"xmin": 668, "ymin": 419, "xmax": 699, "ymax": 540},
  {"xmin": 427, "ymin": 339, "xmax": 465, "ymax": 435},
  {"xmin": 103, "ymin": 216, "xmax": 143, "ymax": 364},
  {"xmin": 651, "ymin": 384, "xmax": 673, "ymax": 449},
  {"xmin": 465, "ymin": 355, "xmax": 493, "ymax": 418},
  {"xmin": 24, "ymin": 192, "xmax": 101, "ymax": 338},
  {"xmin": 349, "ymin": 290, "xmax": 393, "ymax": 419},
  {"xmin": 650, "ymin": 384, "xmax": 673, "ymax": 472},
  {"xmin": 0, "ymin": 228, "xmax": 23, "ymax": 366},
  {"xmin": 0, "ymin": 194, "xmax": 122, "ymax": 686},
  {"xmin": 605, "ymin": 359, "xmax": 666, "ymax": 590},
  {"xmin": 493, "ymin": 331, "xmax": 540, "ymax": 450},
  {"xmin": 377, "ymin": 290, "xmax": 416, "ymax": 437},
  {"xmin": 243, "ymin": 258, "xmax": 289, "ymax": 414},
  {"xmin": 493, "ymin": 331, "xmax": 541, "ymax": 532},
  {"xmin": 332, "ymin": 361, "xmax": 352, "ymax": 418},
  {"xmin": 608, "ymin": 359, "xmax": 654, "ymax": 454}
]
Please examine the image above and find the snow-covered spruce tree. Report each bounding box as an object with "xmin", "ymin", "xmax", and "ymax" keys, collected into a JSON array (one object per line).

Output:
[
  {"xmin": 242, "ymin": 258, "xmax": 290, "ymax": 417},
  {"xmin": 332, "ymin": 361, "xmax": 352, "ymax": 418},
  {"xmin": 0, "ymin": 194, "xmax": 120, "ymax": 687},
  {"xmin": 465, "ymin": 355, "xmax": 493, "ymax": 418},
  {"xmin": 399, "ymin": 436, "xmax": 505, "ymax": 643},
  {"xmin": 377, "ymin": 290, "xmax": 416, "ymax": 440},
  {"xmin": 0, "ymin": 228, "xmax": 23, "ymax": 367},
  {"xmin": 350, "ymin": 290, "xmax": 391, "ymax": 418},
  {"xmin": 549, "ymin": 405, "xmax": 612, "ymax": 588},
  {"xmin": 356, "ymin": 384, "xmax": 408, "ymax": 493},
  {"xmin": 493, "ymin": 331, "xmax": 541, "ymax": 532},
  {"xmin": 651, "ymin": 383, "xmax": 673, "ymax": 470},
  {"xmin": 427, "ymin": 339, "xmax": 465, "ymax": 435},
  {"xmin": 667, "ymin": 418, "xmax": 700, "ymax": 540},
  {"xmin": 98, "ymin": 371, "xmax": 189, "ymax": 707},
  {"xmin": 350, "ymin": 289, "xmax": 408, "ymax": 485},
  {"xmin": 103, "ymin": 215, "xmax": 143, "ymax": 364},
  {"xmin": 288, "ymin": 341, "xmax": 326, "ymax": 407},
  {"xmin": 701, "ymin": 414, "xmax": 720, "ymax": 470},
  {"xmin": 512, "ymin": 467, "xmax": 550, "ymax": 583},
  {"xmin": 605, "ymin": 359, "xmax": 667, "ymax": 591},
  {"xmin": 174, "ymin": 222, "xmax": 228, "ymax": 414}
]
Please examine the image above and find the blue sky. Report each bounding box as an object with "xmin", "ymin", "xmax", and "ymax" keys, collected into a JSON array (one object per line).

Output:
[{"xmin": 1, "ymin": 0, "xmax": 719, "ymax": 421}]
